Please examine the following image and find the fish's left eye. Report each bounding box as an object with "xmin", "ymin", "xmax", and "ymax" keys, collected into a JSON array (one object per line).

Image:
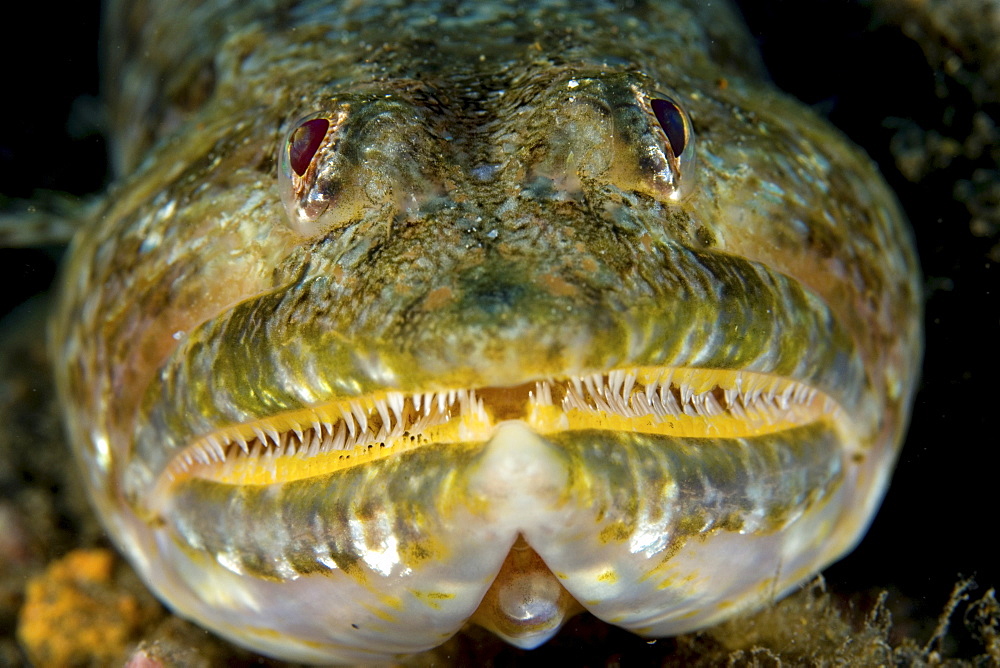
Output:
[
  {"xmin": 651, "ymin": 98, "xmax": 689, "ymax": 160},
  {"xmin": 648, "ymin": 94, "xmax": 696, "ymax": 200}
]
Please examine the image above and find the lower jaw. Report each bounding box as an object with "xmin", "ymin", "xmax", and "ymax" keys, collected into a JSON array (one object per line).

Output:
[{"xmin": 149, "ymin": 419, "xmax": 855, "ymax": 659}]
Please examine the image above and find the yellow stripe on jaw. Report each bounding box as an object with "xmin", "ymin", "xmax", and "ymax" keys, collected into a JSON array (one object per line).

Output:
[
  {"xmin": 158, "ymin": 366, "xmax": 835, "ymax": 490},
  {"xmin": 198, "ymin": 400, "xmax": 494, "ymax": 487},
  {"xmin": 526, "ymin": 403, "xmax": 821, "ymax": 440}
]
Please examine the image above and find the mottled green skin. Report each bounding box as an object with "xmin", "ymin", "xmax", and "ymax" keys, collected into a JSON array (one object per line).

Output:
[{"xmin": 51, "ymin": 0, "xmax": 921, "ymax": 662}]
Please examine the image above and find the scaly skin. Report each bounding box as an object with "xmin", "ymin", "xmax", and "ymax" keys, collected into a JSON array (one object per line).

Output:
[{"xmin": 51, "ymin": 0, "xmax": 921, "ymax": 663}]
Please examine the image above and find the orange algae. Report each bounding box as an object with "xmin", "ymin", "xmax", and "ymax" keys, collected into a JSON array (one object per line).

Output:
[{"xmin": 17, "ymin": 548, "xmax": 163, "ymax": 666}]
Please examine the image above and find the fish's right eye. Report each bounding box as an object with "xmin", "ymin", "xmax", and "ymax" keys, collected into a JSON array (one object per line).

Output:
[
  {"xmin": 288, "ymin": 118, "xmax": 329, "ymax": 176},
  {"xmin": 278, "ymin": 111, "xmax": 347, "ymax": 236},
  {"xmin": 277, "ymin": 98, "xmax": 445, "ymax": 238}
]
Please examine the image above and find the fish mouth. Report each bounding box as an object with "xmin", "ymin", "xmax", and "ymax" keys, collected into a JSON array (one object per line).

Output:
[
  {"xmin": 135, "ymin": 246, "xmax": 869, "ymax": 650},
  {"xmin": 153, "ymin": 365, "xmax": 839, "ymax": 495},
  {"xmin": 135, "ymin": 243, "xmax": 870, "ymax": 502},
  {"xmin": 132, "ymin": 240, "xmax": 875, "ymax": 519},
  {"xmin": 146, "ymin": 361, "xmax": 852, "ymax": 649}
]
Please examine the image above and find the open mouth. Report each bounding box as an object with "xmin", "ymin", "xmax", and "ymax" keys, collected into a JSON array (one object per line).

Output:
[{"xmin": 158, "ymin": 366, "xmax": 838, "ymax": 491}]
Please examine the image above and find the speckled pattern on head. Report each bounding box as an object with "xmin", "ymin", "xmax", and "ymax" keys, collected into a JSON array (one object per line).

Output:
[{"xmin": 51, "ymin": 0, "xmax": 921, "ymax": 663}]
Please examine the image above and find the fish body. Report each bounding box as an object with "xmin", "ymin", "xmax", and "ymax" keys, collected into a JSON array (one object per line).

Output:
[{"xmin": 51, "ymin": 0, "xmax": 921, "ymax": 663}]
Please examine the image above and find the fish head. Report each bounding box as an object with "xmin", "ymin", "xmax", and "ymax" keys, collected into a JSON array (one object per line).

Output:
[{"xmin": 53, "ymin": 55, "xmax": 920, "ymax": 663}]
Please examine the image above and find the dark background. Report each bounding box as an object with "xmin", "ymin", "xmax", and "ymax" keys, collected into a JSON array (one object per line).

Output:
[
  {"xmin": 0, "ymin": 0, "xmax": 995, "ymax": 659},
  {"xmin": 732, "ymin": 0, "xmax": 999, "ymax": 635}
]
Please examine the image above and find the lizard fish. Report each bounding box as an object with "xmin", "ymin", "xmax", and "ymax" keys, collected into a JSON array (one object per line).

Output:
[{"xmin": 50, "ymin": 0, "xmax": 921, "ymax": 663}]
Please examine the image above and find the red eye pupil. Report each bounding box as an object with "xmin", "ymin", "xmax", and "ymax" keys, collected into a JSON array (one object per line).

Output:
[
  {"xmin": 651, "ymin": 98, "xmax": 688, "ymax": 159},
  {"xmin": 288, "ymin": 118, "xmax": 329, "ymax": 177}
]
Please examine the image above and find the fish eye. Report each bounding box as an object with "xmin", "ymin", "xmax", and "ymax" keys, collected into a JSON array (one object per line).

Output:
[
  {"xmin": 649, "ymin": 94, "xmax": 696, "ymax": 200},
  {"xmin": 278, "ymin": 112, "xmax": 344, "ymax": 236},
  {"xmin": 650, "ymin": 97, "xmax": 689, "ymax": 159},
  {"xmin": 288, "ymin": 118, "xmax": 330, "ymax": 177},
  {"xmin": 278, "ymin": 100, "xmax": 442, "ymax": 238}
]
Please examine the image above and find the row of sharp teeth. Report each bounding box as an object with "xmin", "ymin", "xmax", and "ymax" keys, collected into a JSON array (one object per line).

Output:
[
  {"xmin": 174, "ymin": 389, "xmax": 487, "ymax": 473},
  {"xmin": 541, "ymin": 370, "xmax": 824, "ymax": 420},
  {"xmin": 174, "ymin": 371, "xmax": 826, "ymax": 475}
]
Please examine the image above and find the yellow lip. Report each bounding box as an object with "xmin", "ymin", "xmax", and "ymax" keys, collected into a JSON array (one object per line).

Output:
[{"xmin": 155, "ymin": 365, "xmax": 838, "ymax": 495}]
